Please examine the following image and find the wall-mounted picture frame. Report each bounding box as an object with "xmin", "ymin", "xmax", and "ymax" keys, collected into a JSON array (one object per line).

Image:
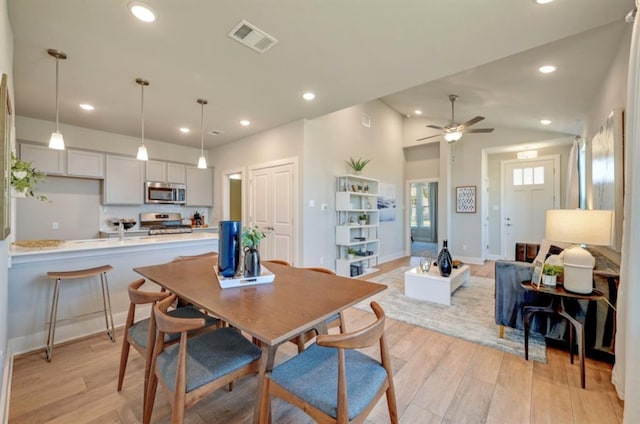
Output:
[
  {"xmin": 456, "ymin": 185, "xmax": 476, "ymax": 213},
  {"xmin": 0, "ymin": 73, "xmax": 12, "ymax": 240}
]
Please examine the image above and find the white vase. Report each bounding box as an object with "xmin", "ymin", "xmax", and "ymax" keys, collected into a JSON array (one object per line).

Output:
[
  {"xmin": 542, "ymin": 274, "xmax": 557, "ymax": 287},
  {"xmin": 11, "ymin": 187, "xmax": 27, "ymax": 198}
]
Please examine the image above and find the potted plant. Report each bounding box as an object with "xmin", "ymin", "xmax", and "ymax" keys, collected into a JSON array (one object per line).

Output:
[
  {"xmin": 192, "ymin": 211, "xmax": 204, "ymax": 227},
  {"xmin": 347, "ymin": 247, "xmax": 357, "ymax": 259},
  {"xmin": 358, "ymin": 213, "xmax": 368, "ymax": 225},
  {"xmin": 542, "ymin": 263, "xmax": 563, "ymax": 287},
  {"xmin": 10, "ymin": 153, "xmax": 47, "ymax": 201},
  {"xmin": 345, "ymin": 157, "xmax": 371, "ymax": 175},
  {"xmin": 241, "ymin": 226, "xmax": 267, "ymax": 277}
]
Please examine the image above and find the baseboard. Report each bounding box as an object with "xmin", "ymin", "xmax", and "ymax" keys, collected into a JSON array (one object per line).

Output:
[
  {"xmin": 454, "ymin": 255, "xmax": 485, "ymax": 265},
  {"xmin": 1, "ymin": 344, "xmax": 13, "ymax": 424},
  {"xmin": 379, "ymin": 251, "xmax": 406, "ymax": 265},
  {"xmin": 486, "ymin": 253, "xmax": 504, "ymax": 261},
  {"xmin": 8, "ymin": 309, "xmax": 131, "ymax": 357}
]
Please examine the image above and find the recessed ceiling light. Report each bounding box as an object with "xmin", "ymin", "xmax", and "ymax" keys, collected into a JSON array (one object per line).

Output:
[
  {"xmin": 128, "ymin": 2, "xmax": 157, "ymax": 23},
  {"xmin": 414, "ymin": 110, "xmax": 423, "ymax": 115},
  {"xmin": 302, "ymin": 92, "xmax": 316, "ymax": 101},
  {"xmin": 540, "ymin": 119, "xmax": 552, "ymax": 125},
  {"xmin": 538, "ymin": 65, "xmax": 556, "ymax": 74},
  {"xmin": 179, "ymin": 127, "xmax": 190, "ymax": 134},
  {"xmin": 534, "ymin": 0, "xmax": 554, "ymax": 4},
  {"xmin": 240, "ymin": 120, "xmax": 251, "ymax": 127},
  {"xmin": 79, "ymin": 103, "xmax": 94, "ymax": 111}
]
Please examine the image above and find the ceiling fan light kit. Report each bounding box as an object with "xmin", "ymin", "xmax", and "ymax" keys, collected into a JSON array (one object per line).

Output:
[{"xmin": 417, "ymin": 94, "xmax": 494, "ymax": 143}]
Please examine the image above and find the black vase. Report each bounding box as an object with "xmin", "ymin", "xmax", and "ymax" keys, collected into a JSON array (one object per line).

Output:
[
  {"xmin": 437, "ymin": 240, "xmax": 453, "ymax": 277},
  {"xmin": 219, "ymin": 220, "xmax": 241, "ymax": 277},
  {"xmin": 244, "ymin": 247, "xmax": 261, "ymax": 277}
]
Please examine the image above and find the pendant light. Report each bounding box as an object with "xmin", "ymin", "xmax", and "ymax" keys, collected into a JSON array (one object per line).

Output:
[
  {"xmin": 135, "ymin": 78, "xmax": 149, "ymax": 161},
  {"xmin": 47, "ymin": 49, "xmax": 67, "ymax": 150},
  {"xmin": 197, "ymin": 98, "xmax": 208, "ymax": 169}
]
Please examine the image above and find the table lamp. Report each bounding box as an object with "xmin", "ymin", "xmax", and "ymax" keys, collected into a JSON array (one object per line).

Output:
[{"xmin": 545, "ymin": 209, "xmax": 613, "ymax": 294}]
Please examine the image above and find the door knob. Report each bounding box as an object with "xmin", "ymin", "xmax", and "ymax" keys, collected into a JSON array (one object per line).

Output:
[{"xmin": 265, "ymin": 226, "xmax": 275, "ymax": 231}]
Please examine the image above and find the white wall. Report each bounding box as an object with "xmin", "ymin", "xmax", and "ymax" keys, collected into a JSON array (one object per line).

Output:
[
  {"xmin": 303, "ymin": 100, "xmax": 405, "ymax": 268},
  {"xmin": 404, "ymin": 142, "xmax": 440, "ymax": 181},
  {"xmin": 0, "ymin": 0, "xmax": 12, "ymax": 416}
]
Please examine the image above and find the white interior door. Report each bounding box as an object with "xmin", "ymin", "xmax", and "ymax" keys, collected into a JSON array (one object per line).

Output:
[
  {"xmin": 501, "ymin": 157, "xmax": 559, "ymax": 259},
  {"xmin": 250, "ymin": 162, "xmax": 295, "ymax": 264}
]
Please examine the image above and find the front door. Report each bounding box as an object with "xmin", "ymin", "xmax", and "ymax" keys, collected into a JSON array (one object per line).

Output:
[
  {"xmin": 250, "ymin": 161, "xmax": 296, "ymax": 264},
  {"xmin": 501, "ymin": 156, "xmax": 559, "ymax": 259}
]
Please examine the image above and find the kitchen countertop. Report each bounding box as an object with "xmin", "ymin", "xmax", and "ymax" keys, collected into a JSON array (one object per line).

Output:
[{"xmin": 10, "ymin": 232, "xmax": 219, "ymax": 257}]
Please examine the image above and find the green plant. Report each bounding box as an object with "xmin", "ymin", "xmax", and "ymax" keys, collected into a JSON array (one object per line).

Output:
[
  {"xmin": 347, "ymin": 247, "xmax": 357, "ymax": 255},
  {"xmin": 358, "ymin": 213, "xmax": 368, "ymax": 222},
  {"xmin": 193, "ymin": 211, "xmax": 202, "ymax": 220},
  {"xmin": 345, "ymin": 157, "xmax": 371, "ymax": 172},
  {"xmin": 241, "ymin": 226, "xmax": 267, "ymax": 249},
  {"xmin": 542, "ymin": 264, "xmax": 563, "ymax": 276},
  {"xmin": 10, "ymin": 153, "xmax": 47, "ymax": 201}
]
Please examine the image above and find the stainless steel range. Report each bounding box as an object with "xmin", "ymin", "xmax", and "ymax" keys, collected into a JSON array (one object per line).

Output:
[{"xmin": 140, "ymin": 212, "xmax": 193, "ymax": 235}]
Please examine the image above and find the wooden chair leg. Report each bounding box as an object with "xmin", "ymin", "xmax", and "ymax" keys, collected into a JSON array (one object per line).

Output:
[
  {"xmin": 117, "ymin": 338, "xmax": 130, "ymax": 391},
  {"xmin": 143, "ymin": 372, "xmax": 158, "ymax": 424}
]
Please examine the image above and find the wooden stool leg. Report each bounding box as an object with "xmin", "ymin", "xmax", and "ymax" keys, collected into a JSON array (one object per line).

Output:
[
  {"xmin": 100, "ymin": 272, "xmax": 115, "ymax": 342},
  {"xmin": 46, "ymin": 278, "xmax": 61, "ymax": 361}
]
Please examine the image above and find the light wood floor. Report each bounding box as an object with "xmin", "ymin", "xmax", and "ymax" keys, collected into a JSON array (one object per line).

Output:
[{"xmin": 9, "ymin": 258, "xmax": 623, "ymax": 423}]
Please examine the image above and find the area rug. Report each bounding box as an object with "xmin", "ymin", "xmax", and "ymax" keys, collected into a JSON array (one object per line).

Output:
[{"xmin": 356, "ymin": 266, "xmax": 547, "ymax": 362}]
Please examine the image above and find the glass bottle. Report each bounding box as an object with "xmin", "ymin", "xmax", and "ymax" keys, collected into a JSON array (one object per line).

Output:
[{"xmin": 437, "ymin": 240, "xmax": 453, "ymax": 277}]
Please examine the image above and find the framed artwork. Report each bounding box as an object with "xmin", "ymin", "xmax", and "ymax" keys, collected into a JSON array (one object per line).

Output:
[
  {"xmin": 456, "ymin": 186, "xmax": 476, "ymax": 213},
  {"xmin": 0, "ymin": 73, "xmax": 11, "ymax": 240},
  {"xmin": 531, "ymin": 259, "xmax": 544, "ymax": 289},
  {"xmin": 591, "ymin": 109, "xmax": 624, "ymax": 252},
  {"xmin": 377, "ymin": 182, "xmax": 397, "ymax": 222}
]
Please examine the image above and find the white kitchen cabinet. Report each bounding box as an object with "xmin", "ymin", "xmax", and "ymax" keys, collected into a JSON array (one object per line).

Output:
[
  {"xmin": 186, "ymin": 166, "xmax": 213, "ymax": 206},
  {"xmin": 104, "ymin": 155, "xmax": 144, "ymax": 204},
  {"xmin": 20, "ymin": 143, "xmax": 65, "ymax": 175},
  {"xmin": 145, "ymin": 160, "xmax": 186, "ymax": 184},
  {"xmin": 67, "ymin": 149, "xmax": 104, "ymax": 178},
  {"xmin": 335, "ymin": 175, "xmax": 380, "ymax": 277}
]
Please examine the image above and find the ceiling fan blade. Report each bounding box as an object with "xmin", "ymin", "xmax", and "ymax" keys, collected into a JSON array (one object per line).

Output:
[
  {"xmin": 426, "ymin": 124, "xmax": 444, "ymax": 130},
  {"xmin": 416, "ymin": 134, "xmax": 442, "ymax": 142},
  {"xmin": 465, "ymin": 128, "xmax": 494, "ymax": 134},
  {"xmin": 459, "ymin": 116, "xmax": 485, "ymax": 129}
]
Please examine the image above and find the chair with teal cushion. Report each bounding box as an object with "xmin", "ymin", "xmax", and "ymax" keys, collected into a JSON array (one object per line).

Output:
[
  {"xmin": 262, "ymin": 301, "xmax": 398, "ymax": 423},
  {"xmin": 144, "ymin": 294, "xmax": 262, "ymax": 424}
]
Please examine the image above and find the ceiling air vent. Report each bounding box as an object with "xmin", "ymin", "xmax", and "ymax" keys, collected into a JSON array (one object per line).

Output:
[
  {"xmin": 208, "ymin": 130, "xmax": 224, "ymax": 136},
  {"xmin": 228, "ymin": 20, "xmax": 278, "ymax": 53}
]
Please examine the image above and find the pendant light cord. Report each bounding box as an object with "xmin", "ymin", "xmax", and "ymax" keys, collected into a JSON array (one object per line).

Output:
[
  {"xmin": 55, "ymin": 57, "xmax": 60, "ymax": 133},
  {"xmin": 200, "ymin": 101, "xmax": 204, "ymax": 155},
  {"xmin": 140, "ymin": 83, "xmax": 145, "ymax": 146}
]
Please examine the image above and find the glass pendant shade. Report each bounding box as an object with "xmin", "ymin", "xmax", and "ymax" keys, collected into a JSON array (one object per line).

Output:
[
  {"xmin": 48, "ymin": 49, "xmax": 67, "ymax": 150},
  {"xmin": 49, "ymin": 131, "xmax": 65, "ymax": 150},
  {"xmin": 136, "ymin": 144, "xmax": 149, "ymax": 161},
  {"xmin": 197, "ymin": 98, "xmax": 208, "ymax": 169},
  {"xmin": 136, "ymin": 78, "xmax": 150, "ymax": 161}
]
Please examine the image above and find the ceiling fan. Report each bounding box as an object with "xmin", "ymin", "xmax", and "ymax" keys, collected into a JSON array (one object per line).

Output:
[{"xmin": 417, "ymin": 94, "xmax": 494, "ymax": 143}]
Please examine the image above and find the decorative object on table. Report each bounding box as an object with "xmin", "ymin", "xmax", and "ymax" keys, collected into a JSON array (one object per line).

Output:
[
  {"xmin": 345, "ymin": 157, "xmax": 371, "ymax": 175},
  {"xmin": 456, "ymin": 185, "xmax": 476, "ymax": 213},
  {"xmin": 192, "ymin": 211, "xmax": 203, "ymax": 226},
  {"xmin": 545, "ymin": 209, "xmax": 613, "ymax": 294},
  {"xmin": 13, "ymin": 239, "xmax": 64, "ymax": 249},
  {"xmin": 215, "ymin": 265, "xmax": 275, "ymax": 288},
  {"xmin": 541, "ymin": 263, "xmax": 562, "ymax": 287},
  {"xmin": 218, "ymin": 220, "xmax": 241, "ymax": 277},
  {"xmin": 437, "ymin": 240, "xmax": 453, "ymax": 277},
  {"xmin": 241, "ymin": 225, "xmax": 267, "ymax": 277},
  {"xmin": 419, "ymin": 252, "xmax": 433, "ymax": 273},
  {"xmin": 531, "ymin": 259, "xmax": 544, "ymax": 289},
  {"xmin": 10, "ymin": 153, "xmax": 47, "ymax": 201}
]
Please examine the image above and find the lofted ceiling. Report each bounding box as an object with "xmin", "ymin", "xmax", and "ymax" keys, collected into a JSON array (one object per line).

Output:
[{"xmin": 7, "ymin": 0, "xmax": 635, "ymax": 151}]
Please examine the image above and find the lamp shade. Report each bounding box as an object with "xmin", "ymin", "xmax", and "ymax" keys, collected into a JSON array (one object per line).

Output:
[
  {"xmin": 197, "ymin": 155, "xmax": 207, "ymax": 169},
  {"xmin": 49, "ymin": 131, "xmax": 65, "ymax": 150},
  {"xmin": 545, "ymin": 209, "xmax": 613, "ymax": 246},
  {"xmin": 136, "ymin": 144, "xmax": 148, "ymax": 161}
]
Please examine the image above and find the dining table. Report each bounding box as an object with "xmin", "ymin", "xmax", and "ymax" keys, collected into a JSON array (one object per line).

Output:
[{"xmin": 133, "ymin": 257, "xmax": 386, "ymax": 423}]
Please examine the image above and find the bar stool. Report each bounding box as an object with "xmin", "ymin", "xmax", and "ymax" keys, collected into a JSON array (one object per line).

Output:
[{"xmin": 46, "ymin": 265, "xmax": 115, "ymax": 361}]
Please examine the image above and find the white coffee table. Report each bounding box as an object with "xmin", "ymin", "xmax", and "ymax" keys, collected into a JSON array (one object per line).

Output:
[{"xmin": 404, "ymin": 264, "xmax": 471, "ymax": 305}]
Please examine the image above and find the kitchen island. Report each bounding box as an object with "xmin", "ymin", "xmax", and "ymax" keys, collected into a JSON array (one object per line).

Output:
[{"xmin": 8, "ymin": 233, "xmax": 218, "ymax": 355}]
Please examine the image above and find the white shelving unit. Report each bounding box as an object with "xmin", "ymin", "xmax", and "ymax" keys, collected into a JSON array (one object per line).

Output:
[{"xmin": 335, "ymin": 175, "xmax": 380, "ymax": 277}]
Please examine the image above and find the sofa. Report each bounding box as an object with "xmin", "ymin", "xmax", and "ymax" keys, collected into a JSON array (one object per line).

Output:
[{"xmin": 494, "ymin": 248, "xmax": 619, "ymax": 360}]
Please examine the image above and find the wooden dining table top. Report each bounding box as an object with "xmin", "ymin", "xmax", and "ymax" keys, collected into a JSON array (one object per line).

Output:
[{"xmin": 133, "ymin": 258, "xmax": 386, "ymax": 347}]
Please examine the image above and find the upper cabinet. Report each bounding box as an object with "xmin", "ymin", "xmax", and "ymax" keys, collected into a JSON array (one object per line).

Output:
[
  {"xmin": 186, "ymin": 166, "xmax": 213, "ymax": 206},
  {"xmin": 67, "ymin": 149, "xmax": 104, "ymax": 178},
  {"xmin": 20, "ymin": 144, "xmax": 65, "ymax": 175},
  {"xmin": 146, "ymin": 160, "xmax": 186, "ymax": 184},
  {"xmin": 20, "ymin": 144, "xmax": 104, "ymax": 178},
  {"xmin": 103, "ymin": 155, "xmax": 144, "ymax": 205}
]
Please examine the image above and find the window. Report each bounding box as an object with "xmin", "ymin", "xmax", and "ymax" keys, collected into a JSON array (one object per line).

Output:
[{"xmin": 513, "ymin": 166, "xmax": 545, "ymax": 186}]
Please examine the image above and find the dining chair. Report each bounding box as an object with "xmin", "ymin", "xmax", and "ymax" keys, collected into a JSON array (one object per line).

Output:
[
  {"xmin": 174, "ymin": 251, "xmax": 218, "ymax": 262},
  {"xmin": 117, "ymin": 279, "xmax": 219, "ymax": 397},
  {"xmin": 263, "ymin": 259, "xmax": 292, "ymax": 267},
  {"xmin": 260, "ymin": 301, "xmax": 398, "ymax": 423},
  {"xmin": 292, "ymin": 267, "xmax": 347, "ymax": 352},
  {"xmin": 144, "ymin": 294, "xmax": 262, "ymax": 424}
]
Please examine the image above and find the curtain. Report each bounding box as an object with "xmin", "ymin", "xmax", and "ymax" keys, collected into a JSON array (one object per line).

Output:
[
  {"xmin": 565, "ymin": 136, "xmax": 580, "ymax": 208},
  {"xmin": 428, "ymin": 182, "xmax": 438, "ymax": 242},
  {"xmin": 612, "ymin": 4, "xmax": 640, "ymax": 423}
]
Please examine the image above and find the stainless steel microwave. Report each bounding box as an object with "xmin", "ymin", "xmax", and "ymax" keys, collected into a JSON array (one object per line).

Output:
[{"xmin": 144, "ymin": 181, "xmax": 186, "ymax": 204}]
